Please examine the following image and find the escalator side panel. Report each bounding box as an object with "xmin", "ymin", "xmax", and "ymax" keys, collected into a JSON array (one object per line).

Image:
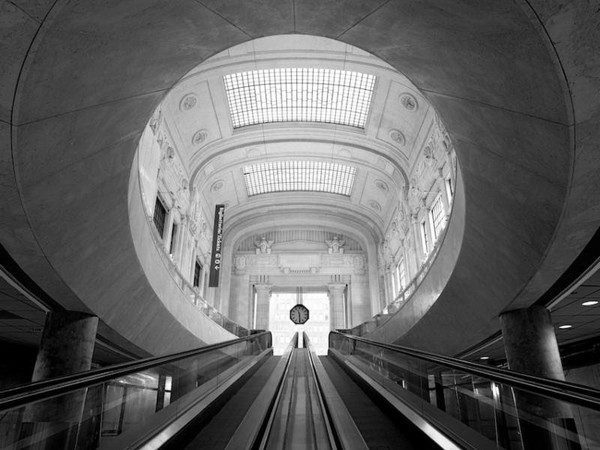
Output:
[
  {"xmin": 136, "ymin": 350, "xmax": 273, "ymax": 450},
  {"xmin": 328, "ymin": 349, "xmax": 499, "ymax": 450},
  {"xmin": 181, "ymin": 357, "xmax": 281, "ymax": 450}
]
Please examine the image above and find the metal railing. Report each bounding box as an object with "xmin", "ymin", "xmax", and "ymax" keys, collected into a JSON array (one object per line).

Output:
[
  {"xmin": 330, "ymin": 331, "xmax": 600, "ymax": 450},
  {"xmin": 146, "ymin": 213, "xmax": 250, "ymax": 337},
  {"xmin": 0, "ymin": 332, "xmax": 271, "ymax": 411}
]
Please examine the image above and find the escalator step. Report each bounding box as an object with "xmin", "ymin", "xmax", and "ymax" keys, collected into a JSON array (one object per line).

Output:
[
  {"xmin": 183, "ymin": 356, "xmax": 281, "ymax": 450},
  {"xmin": 320, "ymin": 356, "xmax": 431, "ymax": 450}
]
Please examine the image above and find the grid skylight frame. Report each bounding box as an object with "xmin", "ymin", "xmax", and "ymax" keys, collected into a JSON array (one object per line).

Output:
[
  {"xmin": 224, "ymin": 68, "xmax": 376, "ymax": 129},
  {"xmin": 243, "ymin": 161, "xmax": 356, "ymax": 197}
]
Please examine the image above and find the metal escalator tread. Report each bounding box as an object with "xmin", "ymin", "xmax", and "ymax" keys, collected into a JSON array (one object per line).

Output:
[
  {"xmin": 265, "ymin": 349, "xmax": 331, "ymax": 450},
  {"xmin": 183, "ymin": 356, "xmax": 281, "ymax": 450},
  {"xmin": 319, "ymin": 356, "xmax": 426, "ymax": 450}
]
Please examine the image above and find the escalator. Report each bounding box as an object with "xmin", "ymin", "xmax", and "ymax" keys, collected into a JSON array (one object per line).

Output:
[{"xmin": 1, "ymin": 331, "xmax": 599, "ymax": 449}]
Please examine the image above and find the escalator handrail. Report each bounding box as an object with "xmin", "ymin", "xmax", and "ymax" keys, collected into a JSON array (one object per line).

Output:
[
  {"xmin": 330, "ymin": 331, "xmax": 600, "ymax": 410},
  {"xmin": 254, "ymin": 333, "xmax": 299, "ymax": 450},
  {"xmin": 0, "ymin": 331, "xmax": 272, "ymax": 411},
  {"xmin": 304, "ymin": 333, "xmax": 341, "ymax": 450}
]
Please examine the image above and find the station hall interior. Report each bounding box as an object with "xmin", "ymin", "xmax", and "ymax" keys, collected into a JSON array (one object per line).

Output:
[{"xmin": 1, "ymin": 0, "xmax": 600, "ymax": 449}]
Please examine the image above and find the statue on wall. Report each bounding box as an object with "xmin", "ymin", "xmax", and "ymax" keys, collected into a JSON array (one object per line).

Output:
[
  {"xmin": 255, "ymin": 236, "xmax": 274, "ymax": 254},
  {"xmin": 326, "ymin": 235, "xmax": 345, "ymax": 254}
]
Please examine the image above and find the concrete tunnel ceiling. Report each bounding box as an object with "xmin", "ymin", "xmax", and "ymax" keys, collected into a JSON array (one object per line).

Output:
[{"xmin": 4, "ymin": 0, "xmax": 594, "ymax": 358}]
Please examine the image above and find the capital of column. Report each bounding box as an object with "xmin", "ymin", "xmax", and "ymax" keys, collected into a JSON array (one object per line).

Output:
[
  {"xmin": 327, "ymin": 283, "xmax": 346, "ymax": 294},
  {"xmin": 254, "ymin": 283, "xmax": 272, "ymax": 295}
]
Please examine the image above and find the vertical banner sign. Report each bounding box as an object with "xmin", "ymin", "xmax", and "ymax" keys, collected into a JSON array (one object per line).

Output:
[{"xmin": 209, "ymin": 204, "xmax": 225, "ymax": 287}]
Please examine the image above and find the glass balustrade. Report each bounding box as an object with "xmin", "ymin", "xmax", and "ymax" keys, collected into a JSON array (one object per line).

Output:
[
  {"xmin": 330, "ymin": 332, "xmax": 600, "ymax": 450},
  {"xmin": 0, "ymin": 332, "xmax": 271, "ymax": 450}
]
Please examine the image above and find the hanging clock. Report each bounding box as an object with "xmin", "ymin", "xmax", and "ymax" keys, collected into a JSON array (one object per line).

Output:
[{"xmin": 290, "ymin": 304, "xmax": 309, "ymax": 325}]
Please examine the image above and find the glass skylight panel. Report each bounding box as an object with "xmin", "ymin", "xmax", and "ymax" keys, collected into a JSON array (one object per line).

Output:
[
  {"xmin": 224, "ymin": 68, "xmax": 376, "ymax": 128},
  {"xmin": 243, "ymin": 161, "xmax": 356, "ymax": 197}
]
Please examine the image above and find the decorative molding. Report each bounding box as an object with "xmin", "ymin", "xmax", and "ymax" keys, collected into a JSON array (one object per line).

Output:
[
  {"xmin": 192, "ymin": 129, "xmax": 208, "ymax": 146},
  {"xmin": 237, "ymin": 230, "xmax": 363, "ymax": 252},
  {"xmin": 368, "ymin": 200, "xmax": 382, "ymax": 212},
  {"xmin": 179, "ymin": 94, "xmax": 197, "ymax": 111},
  {"xmin": 255, "ymin": 236, "xmax": 274, "ymax": 254},
  {"xmin": 389, "ymin": 129, "xmax": 406, "ymax": 146},
  {"xmin": 233, "ymin": 252, "xmax": 367, "ymax": 275},
  {"xmin": 211, "ymin": 180, "xmax": 224, "ymax": 192},
  {"xmin": 375, "ymin": 179, "xmax": 389, "ymax": 193},
  {"xmin": 246, "ymin": 147, "xmax": 261, "ymax": 158},
  {"xmin": 337, "ymin": 148, "xmax": 353, "ymax": 159},
  {"xmin": 399, "ymin": 93, "xmax": 418, "ymax": 111}
]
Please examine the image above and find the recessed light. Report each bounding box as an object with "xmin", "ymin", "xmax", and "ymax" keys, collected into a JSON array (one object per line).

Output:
[
  {"xmin": 582, "ymin": 301, "xmax": 598, "ymax": 306},
  {"xmin": 558, "ymin": 324, "xmax": 572, "ymax": 329},
  {"xmin": 480, "ymin": 356, "xmax": 490, "ymax": 360}
]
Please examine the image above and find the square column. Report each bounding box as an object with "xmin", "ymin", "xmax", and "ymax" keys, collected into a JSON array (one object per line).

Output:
[
  {"xmin": 254, "ymin": 284, "xmax": 272, "ymax": 330},
  {"xmin": 328, "ymin": 283, "xmax": 346, "ymax": 330}
]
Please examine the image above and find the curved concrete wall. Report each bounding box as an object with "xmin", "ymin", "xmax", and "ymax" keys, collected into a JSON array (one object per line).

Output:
[
  {"xmin": 1, "ymin": 0, "xmax": 598, "ymax": 356},
  {"xmin": 370, "ymin": 163, "xmax": 465, "ymax": 349}
]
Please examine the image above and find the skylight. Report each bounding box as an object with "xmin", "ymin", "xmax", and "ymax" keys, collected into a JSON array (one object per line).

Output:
[
  {"xmin": 243, "ymin": 161, "xmax": 356, "ymax": 197},
  {"xmin": 224, "ymin": 68, "xmax": 376, "ymax": 129}
]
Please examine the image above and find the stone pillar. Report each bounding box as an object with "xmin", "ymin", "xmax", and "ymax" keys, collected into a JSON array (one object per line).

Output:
[
  {"xmin": 383, "ymin": 267, "xmax": 393, "ymax": 304},
  {"xmin": 189, "ymin": 248, "xmax": 196, "ymax": 283},
  {"xmin": 163, "ymin": 208, "xmax": 175, "ymax": 252},
  {"xmin": 328, "ymin": 283, "xmax": 346, "ymax": 330},
  {"xmin": 174, "ymin": 217, "xmax": 187, "ymax": 267},
  {"xmin": 21, "ymin": 311, "xmax": 98, "ymax": 449},
  {"xmin": 31, "ymin": 311, "xmax": 98, "ymax": 383},
  {"xmin": 199, "ymin": 259, "xmax": 207, "ymax": 298},
  {"xmin": 254, "ymin": 284, "xmax": 272, "ymax": 330},
  {"xmin": 500, "ymin": 306, "xmax": 579, "ymax": 450}
]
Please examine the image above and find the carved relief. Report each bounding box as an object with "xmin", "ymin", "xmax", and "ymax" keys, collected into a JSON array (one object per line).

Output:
[
  {"xmin": 234, "ymin": 255, "xmax": 247, "ymax": 274},
  {"xmin": 255, "ymin": 236, "xmax": 274, "ymax": 254},
  {"xmin": 211, "ymin": 180, "xmax": 224, "ymax": 192},
  {"xmin": 369, "ymin": 200, "xmax": 382, "ymax": 212},
  {"xmin": 399, "ymin": 93, "xmax": 418, "ymax": 111},
  {"xmin": 149, "ymin": 109, "xmax": 162, "ymax": 134},
  {"xmin": 353, "ymin": 255, "xmax": 366, "ymax": 275},
  {"xmin": 179, "ymin": 94, "xmax": 197, "ymax": 111},
  {"xmin": 389, "ymin": 129, "xmax": 406, "ymax": 146},
  {"xmin": 192, "ymin": 129, "xmax": 208, "ymax": 146},
  {"xmin": 375, "ymin": 179, "xmax": 389, "ymax": 193},
  {"xmin": 166, "ymin": 146, "xmax": 175, "ymax": 159},
  {"xmin": 325, "ymin": 235, "xmax": 345, "ymax": 254}
]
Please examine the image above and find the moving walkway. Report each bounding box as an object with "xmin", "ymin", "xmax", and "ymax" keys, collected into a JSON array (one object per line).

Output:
[{"xmin": 1, "ymin": 331, "xmax": 599, "ymax": 449}]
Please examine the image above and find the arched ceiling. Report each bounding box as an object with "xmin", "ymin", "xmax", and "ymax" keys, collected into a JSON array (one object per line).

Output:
[
  {"xmin": 3, "ymin": 0, "xmax": 599, "ymax": 358},
  {"xmin": 151, "ymin": 35, "xmax": 438, "ymax": 240}
]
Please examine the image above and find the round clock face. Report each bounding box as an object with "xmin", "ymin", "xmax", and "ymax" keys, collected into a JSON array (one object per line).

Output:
[{"xmin": 290, "ymin": 304, "xmax": 309, "ymax": 325}]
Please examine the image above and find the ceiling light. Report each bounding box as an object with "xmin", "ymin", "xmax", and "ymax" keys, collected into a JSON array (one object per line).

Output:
[
  {"xmin": 558, "ymin": 324, "xmax": 572, "ymax": 329},
  {"xmin": 582, "ymin": 300, "xmax": 598, "ymax": 306},
  {"xmin": 243, "ymin": 160, "xmax": 356, "ymax": 196},
  {"xmin": 224, "ymin": 68, "xmax": 376, "ymax": 128},
  {"xmin": 479, "ymin": 356, "xmax": 490, "ymax": 360}
]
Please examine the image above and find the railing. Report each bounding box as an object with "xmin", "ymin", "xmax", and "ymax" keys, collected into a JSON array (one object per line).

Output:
[
  {"xmin": 330, "ymin": 332, "xmax": 600, "ymax": 450},
  {"xmin": 349, "ymin": 213, "xmax": 451, "ymax": 337},
  {"xmin": 0, "ymin": 332, "xmax": 272, "ymax": 449},
  {"xmin": 146, "ymin": 213, "xmax": 250, "ymax": 337}
]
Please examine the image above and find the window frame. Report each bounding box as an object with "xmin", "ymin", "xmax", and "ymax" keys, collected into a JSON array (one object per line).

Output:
[
  {"xmin": 420, "ymin": 220, "xmax": 430, "ymax": 255},
  {"xmin": 429, "ymin": 193, "xmax": 446, "ymax": 240},
  {"xmin": 153, "ymin": 196, "xmax": 167, "ymax": 239}
]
